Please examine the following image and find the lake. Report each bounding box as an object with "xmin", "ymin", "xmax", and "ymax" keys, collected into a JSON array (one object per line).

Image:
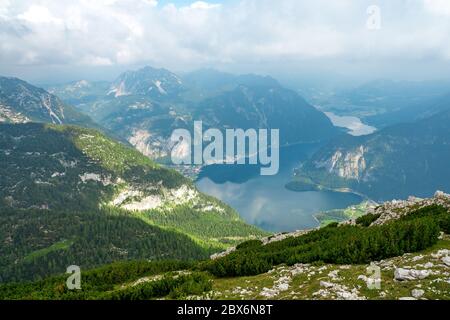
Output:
[
  {"xmin": 196, "ymin": 144, "xmax": 363, "ymax": 233},
  {"xmin": 324, "ymin": 112, "xmax": 376, "ymax": 136}
]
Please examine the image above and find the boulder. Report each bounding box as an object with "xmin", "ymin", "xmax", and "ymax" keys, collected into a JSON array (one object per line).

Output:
[
  {"xmin": 394, "ymin": 268, "xmax": 431, "ymax": 281},
  {"xmin": 442, "ymin": 256, "xmax": 450, "ymax": 267},
  {"xmin": 411, "ymin": 289, "xmax": 425, "ymax": 298}
]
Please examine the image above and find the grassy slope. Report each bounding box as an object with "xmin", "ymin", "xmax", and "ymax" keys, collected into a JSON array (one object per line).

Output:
[
  {"xmin": 0, "ymin": 123, "xmax": 267, "ymax": 282},
  {"xmin": 2, "ymin": 203, "xmax": 448, "ymax": 300},
  {"xmin": 205, "ymin": 238, "xmax": 450, "ymax": 300},
  {"xmin": 2, "ymin": 238, "xmax": 448, "ymax": 300}
]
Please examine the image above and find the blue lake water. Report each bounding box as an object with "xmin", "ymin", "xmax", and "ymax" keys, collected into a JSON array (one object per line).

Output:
[{"xmin": 196, "ymin": 144, "xmax": 363, "ymax": 232}]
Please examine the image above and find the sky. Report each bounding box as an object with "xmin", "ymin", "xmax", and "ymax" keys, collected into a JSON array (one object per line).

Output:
[{"xmin": 1, "ymin": 0, "xmax": 450, "ymax": 84}]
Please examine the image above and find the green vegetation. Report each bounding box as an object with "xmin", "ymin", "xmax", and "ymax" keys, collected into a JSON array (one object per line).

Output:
[
  {"xmin": 23, "ymin": 240, "xmax": 74, "ymax": 263},
  {"xmin": 201, "ymin": 206, "xmax": 448, "ymax": 278},
  {"xmin": 0, "ymin": 123, "xmax": 266, "ymax": 283},
  {"xmin": 139, "ymin": 198, "xmax": 267, "ymax": 250},
  {"xmin": 314, "ymin": 201, "xmax": 375, "ymax": 227},
  {"xmin": 0, "ymin": 260, "xmax": 199, "ymax": 300},
  {"xmin": 294, "ymin": 108, "xmax": 450, "ymax": 201},
  {"xmin": 0, "ymin": 123, "xmax": 188, "ymax": 211},
  {"xmin": 106, "ymin": 272, "xmax": 212, "ymax": 300},
  {"xmin": 355, "ymin": 213, "xmax": 382, "ymax": 227},
  {"xmin": 400, "ymin": 205, "xmax": 450, "ymax": 233},
  {"xmin": 207, "ymin": 238, "xmax": 450, "ymax": 300},
  {"xmin": 0, "ymin": 207, "xmax": 209, "ymax": 283},
  {"xmin": 236, "ymin": 240, "xmax": 263, "ymax": 250},
  {"xmin": 285, "ymin": 176, "xmax": 320, "ymax": 192},
  {"xmin": 0, "ymin": 205, "xmax": 448, "ymax": 300}
]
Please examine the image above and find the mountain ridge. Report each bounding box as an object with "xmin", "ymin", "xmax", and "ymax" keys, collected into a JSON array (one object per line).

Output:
[
  {"xmin": 47, "ymin": 66, "xmax": 339, "ymax": 163},
  {"xmin": 0, "ymin": 122, "xmax": 267, "ymax": 282},
  {"xmin": 0, "ymin": 76, "xmax": 99, "ymax": 128},
  {"xmin": 288, "ymin": 108, "xmax": 450, "ymax": 201}
]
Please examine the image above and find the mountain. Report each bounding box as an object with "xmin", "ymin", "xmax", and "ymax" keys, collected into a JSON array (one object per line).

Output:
[
  {"xmin": 367, "ymin": 91, "xmax": 450, "ymax": 127},
  {"xmin": 52, "ymin": 67, "xmax": 338, "ymax": 162},
  {"xmin": 46, "ymin": 80, "xmax": 110, "ymax": 111},
  {"xmin": 0, "ymin": 77, "xmax": 99, "ymax": 128},
  {"xmin": 2, "ymin": 192, "xmax": 449, "ymax": 300},
  {"xmin": 289, "ymin": 109, "xmax": 450, "ymax": 200},
  {"xmin": 0, "ymin": 123, "xmax": 266, "ymax": 282},
  {"xmin": 181, "ymin": 69, "xmax": 281, "ymax": 101},
  {"xmin": 194, "ymin": 84, "xmax": 338, "ymax": 145},
  {"xmin": 108, "ymin": 66, "xmax": 183, "ymax": 99},
  {"xmin": 317, "ymin": 79, "xmax": 450, "ymax": 127}
]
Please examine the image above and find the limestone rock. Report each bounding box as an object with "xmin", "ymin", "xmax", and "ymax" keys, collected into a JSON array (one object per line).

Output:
[
  {"xmin": 394, "ymin": 268, "xmax": 431, "ymax": 281},
  {"xmin": 411, "ymin": 289, "xmax": 425, "ymax": 298}
]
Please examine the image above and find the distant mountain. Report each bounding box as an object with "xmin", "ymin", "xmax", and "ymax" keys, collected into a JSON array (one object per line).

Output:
[
  {"xmin": 367, "ymin": 91, "xmax": 450, "ymax": 127},
  {"xmin": 51, "ymin": 67, "xmax": 338, "ymax": 161},
  {"xmin": 0, "ymin": 122, "xmax": 266, "ymax": 282},
  {"xmin": 108, "ymin": 66, "xmax": 183, "ymax": 99},
  {"xmin": 0, "ymin": 76, "xmax": 101, "ymax": 129},
  {"xmin": 194, "ymin": 84, "xmax": 338, "ymax": 145},
  {"xmin": 289, "ymin": 109, "xmax": 450, "ymax": 200},
  {"xmin": 181, "ymin": 69, "xmax": 281, "ymax": 100},
  {"xmin": 46, "ymin": 80, "xmax": 110, "ymax": 110},
  {"xmin": 318, "ymin": 79, "xmax": 450, "ymax": 127}
]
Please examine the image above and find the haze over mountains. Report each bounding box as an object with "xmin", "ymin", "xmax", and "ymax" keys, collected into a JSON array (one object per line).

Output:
[
  {"xmin": 290, "ymin": 96, "xmax": 450, "ymax": 200},
  {"xmin": 1, "ymin": 0, "xmax": 449, "ymax": 301},
  {"xmin": 48, "ymin": 66, "xmax": 339, "ymax": 160},
  {"xmin": 312, "ymin": 79, "xmax": 450, "ymax": 128},
  {"xmin": 1, "ymin": 65, "xmax": 450, "ymax": 293},
  {"xmin": 3, "ymin": 65, "xmax": 450, "ymax": 203}
]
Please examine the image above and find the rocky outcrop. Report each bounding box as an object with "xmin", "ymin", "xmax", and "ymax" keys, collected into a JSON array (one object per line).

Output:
[
  {"xmin": 128, "ymin": 129, "xmax": 170, "ymax": 159},
  {"xmin": 366, "ymin": 191, "xmax": 450, "ymax": 226},
  {"xmin": 394, "ymin": 268, "xmax": 432, "ymax": 281},
  {"xmin": 210, "ymin": 229, "xmax": 313, "ymax": 260},
  {"xmin": 314, "ymin": 146, "xmax": 367, "ymax": 181},
  {"xmin": 340, "ymin": 191, "xmax": 450, "ymax": 227},
  {"xmin": 111, "ymin": 185, "xmax": 198, "ymax": 211}
]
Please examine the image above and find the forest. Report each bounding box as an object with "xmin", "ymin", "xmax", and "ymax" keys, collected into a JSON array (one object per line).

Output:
[
  {"xmin": 201, "ymin": 205, "xmax": 449, "ymax": 277},
  {"xmin": 1, "ymin": 205, "xmax": 448, "ymax": 300},
  {"xmin": 0, "ymin": 207, "xmax": 209, "ymax": 283},
  {"xmin": 0, "ymin": 260, "xmax": 209, "ymax": 300}
]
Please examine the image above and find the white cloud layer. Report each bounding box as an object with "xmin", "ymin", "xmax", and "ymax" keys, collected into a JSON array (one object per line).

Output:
[{"xmin": 1, "ymin": 0, "xmax": 450, "ymax": 79}]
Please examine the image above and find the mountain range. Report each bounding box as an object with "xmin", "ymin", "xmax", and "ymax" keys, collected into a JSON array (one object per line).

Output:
[
  {"xmin": 315, "ymin": 79, "xmax": 450, "ymax": 128},
  {"xmin": 0, "ymin": 77, "xmax": 99, "ymax": 129},
  {"xmin": 46, "ymin": 67, "xmax": 339, "ymax": 161},
  {"xmin": 289, "ymin": 106, "xmax": 450, "ymax": 200},
  {"xmin": 2, "ymin": 67, "xmax": 450, "ymax": 285},
  {"xmin": 0, "ymin": 122, "xmax": 266, "ymax": 282}
]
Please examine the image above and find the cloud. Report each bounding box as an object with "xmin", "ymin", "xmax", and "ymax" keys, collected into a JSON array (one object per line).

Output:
[
  {"xmin": 17, "ymin": 5, "xmax": 61, "ymax": 24},
  {"xmin": 188, "ymin": 1, "xmax": 221, "ymax": 10},
  {"xmin": 1, "ymin": 0, "xmax": 450, "ymax": 79},
  {"xmin": 423, "ymin": 0, "xmax": 450, "ymax": 16}
]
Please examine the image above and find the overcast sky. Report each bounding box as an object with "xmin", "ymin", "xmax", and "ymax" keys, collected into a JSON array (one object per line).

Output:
[{"xmin": 1, "ymin": 0, "xmax": 450, "ymax": 84}]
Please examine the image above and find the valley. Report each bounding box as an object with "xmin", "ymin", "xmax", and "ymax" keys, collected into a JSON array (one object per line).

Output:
[
  {"xmin": 0, "ymin": 122, "xmax": 266, "ymax": 282},
  {"xmin": 196, "ymin": 144, "xmax": 363, "ymax": 232},
  {"xmin": 2, "ymin": 0, "xmax": 450, "ymax": 304},
  {"xmin": 1, "ymin": 67, "xmax": 449, "ymax": 300},
  {"xmin": 1, "ymin": 193, "xmax": 449, "ymax": 300}
]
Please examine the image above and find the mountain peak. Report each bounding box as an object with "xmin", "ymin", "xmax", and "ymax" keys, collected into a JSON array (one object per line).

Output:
[{"xmin": 108, "ymin": 66, "xmax": 183, "ymax": 98}]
